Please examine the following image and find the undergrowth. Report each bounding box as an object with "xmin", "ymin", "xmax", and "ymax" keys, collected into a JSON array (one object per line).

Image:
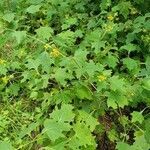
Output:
[{"xmin": 0, "ymin": 0, "xmax": 150, "ymax": 150}]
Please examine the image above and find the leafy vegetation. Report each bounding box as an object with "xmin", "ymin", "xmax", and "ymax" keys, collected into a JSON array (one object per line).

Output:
[{"xmin": 0, "ymin": 0, "xmax": 150, "ymax": 149}]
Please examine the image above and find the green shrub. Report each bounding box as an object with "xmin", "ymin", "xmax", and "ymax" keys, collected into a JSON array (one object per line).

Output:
[{"xmin": 0, "ymin": 0, "xmax": 150, "ymax": 149}]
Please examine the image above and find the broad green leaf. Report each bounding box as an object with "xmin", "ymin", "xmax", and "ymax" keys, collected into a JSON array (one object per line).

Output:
[
  {"xmin": 37, "ymin": 51, "xmax": 53, "ymax": 73},
  {"xmin": 143, "ymin": 79, "xmax": 150, "ymax": 91},
  {"xmin": 54, "ymin": 67, "xmax": 73, "ymax": 86},
  {"xmin": 107, "ymin": 91, "xmax": 128, "ymax": 109},
  {"xmin": 84, "ymin": 61, "xmax": 103, "ymax": 77},
  {"xmin": 116, "ymin": 142, "xmax": 131, "ymax": 150},
  {"xmin": 27, "ymin": 0, "xmax": 44, "ymax": 4},
  {"xmin": 25, "ymin": 58, "xmax": 40, "ymax": 71},
  {"xmin": 0, "ymin": 141, "xmax": 13, "ymax": 150},
  {"xmin": 43, "ymin": 104, "xmax": 75, "ymax": 141},
  {"xmin": 62, "ymin": 17, "xmax": 78, "ymax": 30},
  {"xmin": 75, "ymin": 83, "xmax": 92, "ymax": 100},
  {"xmin": 30, "ymin": 91, "xmax": 38, "ymax": 99},
  {"xmin": 7, "ymin": 84, "xmax": 20, "ymax": 96},
  {"xmin": 36, "ymin": 26, "xmax": 53, "ymax": 40},
  {"xmin": 26, "ymin": 5, "xmax": 41, "ymax": 14},
  {"xmin": 100, "ymin": 0, "xmax": 111, "ymax": 10},
  {"xmin": 120, "ymin": 43, "xmax": 137, "ymax": 52},
  {"xmin": 54, "ymin": 30, "xmax": 75, "ymax": 47},
  {"xmin": 109, "ymin": 76, "xmax": 125, "ymax": 91},
  {"xmin": 123, "ymin": 58, "xmax": 138, "ymax": 71},
  {"xmin": 12, "ymin": 31, "xmax": 26, "ymax": 44},
  {"xmin": 145, "ymin": 56, "xmax": 150, "ymax": 73},
  {"xmin": 131, "ymin": 111, "xmax": 144, "ymax": 124},
  {"xmin": 73, "ymin": 122, "xmax": 96, "ymax": 147},
  {"xmin": 51, "ymin": 104, "xmax": 75, "ymax": 123},
  {"xmin": 43, "ymin": 120, "xmax": 70, "ymax": 141},
  {"xmin": 145, "ymin": 119, "xmax": 150, "ymax": 144},
  {"xmin": 0, "ymin": 65, "xmax": 7, "ymax": 75},
  {"xmin": 104, "ymin": 54, "xmax": 118, "ymax": 68},
  {"xmin": 132, "ymin": 135, "xmax": 150, "ymax": 150},
  {"xmin": 3, "ymin": 13, "xmax": 15, "ymax": 23},
  {"xmin": 112, "ymin": 1, "xmax": 131, "ymax": 19},
  {"xmin": 78, "ymin": 110, "xmax": 98, "ymax": 131}
]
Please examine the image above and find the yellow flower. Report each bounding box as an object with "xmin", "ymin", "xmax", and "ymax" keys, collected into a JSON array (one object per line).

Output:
[
  {"xmin": 44, "ymin": 44, "xmax": 51, "ymax": 49},
  {"xmin": 104, "ymin": 24, "xmax": 113, "ymax": 32},
  {"xmin": 9, "ymin": 74, "xmax": 14, "ymax": 79},
  {"xmin": 1, "ymin": 76, "xmax": 9, "ymax": 84},
  {"xmin": 127, "ymin": 92, "xmax": 135, "ymax": 97},
  {"xmin": 0, "ymin": 59, "xmax": 6, "ymax": 64},
  {"xmin": 98, "ymin": 75, "xmax": 107, "ymax": 81},
  {"xmin": 107, "ymin": 15, "xmax": 114, "ymax": 21},
  {"xmin": 50, "ymin": 48, "xmax": 61, "ymax": 57}
]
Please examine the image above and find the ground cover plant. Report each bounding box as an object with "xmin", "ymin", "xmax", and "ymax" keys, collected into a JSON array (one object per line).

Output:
[{"xmin": 0, "ymin": 0, "xmax": 150, "ymax": 149}]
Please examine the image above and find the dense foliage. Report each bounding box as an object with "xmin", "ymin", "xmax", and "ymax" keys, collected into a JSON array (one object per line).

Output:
[{"xmin": 0, "ymin": 0, "xmax": 150, "ymax": 149}]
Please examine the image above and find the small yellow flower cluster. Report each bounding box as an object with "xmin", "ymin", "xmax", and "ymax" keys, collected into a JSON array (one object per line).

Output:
[
  {"xmin": 0, "ymin": 58, "xmax": 6, "ymax": 65},
  {"xmin": 98, "ymin": 75, "xmax": 107, "ymax": 82},
  {"xmin": 104, "ymin": 24, "xmax": 114, "ymax": 32},
  {"xmin": 50, "ymin": 48, "xmax": 61, "ymax": 58},
  {"xmin": 44, "ymin": 44, "xmax": 51, "ymax": 50},
  {"xmin": 1, "ymin": 75, "xmax": 14, "ymax": 84},
  {"xmin": 107, "ymin": 15, "xmax": 114, "ymax": 21},
  {"xmin": 127, "ymin": 92, "xmax": 135, "ymax": 97},
  {"xmin": 1, "ymin": 76, "xmax": 9, "ymax": 84}
]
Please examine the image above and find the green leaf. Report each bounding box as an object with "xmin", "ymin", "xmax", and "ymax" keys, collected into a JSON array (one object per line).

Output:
[
  {"xmin": 107, "ymin": 91, "xmax": 128, "ymax": 109},
  {"xmin": 0, "ymin": 65, "xmax": 7, "ymax": 75},
  {"xmin": 116, "ymin": 142, "xmax": 131, "ymax": 150},
  {"xmin": 37, "ymin": 51, "xmax": 53, "ymax": 73},
  {"xmin": 0, "ymin": 141, "xmax": 13, "ymax": 150},
  {"xmin": 109, "ymin": 76, "xmax": 125, "ymax": 91},
  {"xmin": 84, "ymin": 61, "xmax": 103, "ymax": 77},
  {"xmin": 30, "ymin": 91, "xmax": 38, "ymax": 99},
  {"xmin": 51, "ymin": 104, "xmax": 75, "ymax": 122},
  {"xmin": 43, "ymin": 120, "xmax": 69, "ymax": 141},
  {"xmin": 132, "ymin": 135, "xmax": 150, "ymax": 150},
  {"xmin": 43, "ymin": 104, "xmax": 75, "ymax": 141},
  {"xmin": 3, "ymin": 13, "xmax": 15, "ymax": 23},
  {"xmin": 145, "ymin": 119, "xmax": 150, "ymax": 144},
  {"xmin": 36, "ymin": 26, "xmax": 53, "ymax": 40},
  {"xmin": 120, "ymin": 43, "xmax": 137, "ymax": 52},
  {"xmin": 131, "ymin": 111, "xmax": 144, "ymax": 124},
  {"xmin": 54, "ymin": 30, "xmax": 75, "ymax": 47},
  {"xmin": 145, "ymin": 56, "xmax": 150, "ymax": 73},
  {"xmin": 54, "ymin": 68, "xmax": 73, "ymax": 86},
  {"xmin": 26, "ymin": 58, "xmax": 40, "ymax": 71},
  {"xmin": 12, "ymin": 31, "xmax": 26, "ymax": 44},
  {"xmin": 62, "ymin": 17, "xmax": 78, "ymax": 30},
  {"xmin": 143, "ymin": 79, "xmax": 150, "ymax": 91},
  {"xmin": 123, "ymin": 58, "xmax": 138, "ymax": 71},
  {"xmin": 26, "ymin": 5, "xmax": 41, "ymax": 14},
  {"xmin": 75, "ymin": 83, "xmax": 92, "ymax": 100},
  {"xmin": 27, "ymin": 0, "xmax": 44, "ymax": 4},
  {"xmin": 104, "ymin": 54, "xmax": 118, "ymax": 69},
  {"xmin": 7, "ymin": 84, "xmax": 20, "ymax": 96},
  {"xmin": 112, "ymin": 1, "xmax": 131, "ymax": 19},
  {"xmin": 78, "ymin": 110, "xmax": 99, "ymax": 131},
  {"xmin": 72, "ymin": 122, "xmax": 96, "ymax": 147}
]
